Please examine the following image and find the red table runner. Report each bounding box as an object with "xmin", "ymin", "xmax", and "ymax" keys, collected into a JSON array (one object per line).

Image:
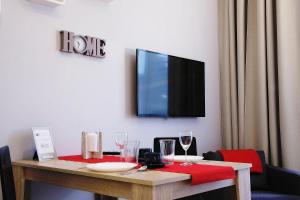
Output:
[
  {"xmin": 155, "ymin": 162, "xmax": 235, "ymax": 185},
  {"xmin": 59, "ymin": 155, "xmax": 235, "ymax": 185},
  {"xmin": 59, "ymin": 155, "xmax": 122, "ymax": 163}
]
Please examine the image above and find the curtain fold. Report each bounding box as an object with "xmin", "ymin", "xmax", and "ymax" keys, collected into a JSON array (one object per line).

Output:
[
  {"xmin": 219, "ymin": 0, "xmax": 300, "ymax": 170},
  {"xmin": 276, "ymin": 0, "xmax": 300, "ymax": 170}
]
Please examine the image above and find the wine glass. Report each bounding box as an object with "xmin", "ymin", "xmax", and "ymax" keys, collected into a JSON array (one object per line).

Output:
[
  {"xmin": 114, "ymin": 132, "xmax": 128, "ymax": 161},
  {"xmin": 179, "ymin": 131, "xmax": 193, "ymax": 166}
]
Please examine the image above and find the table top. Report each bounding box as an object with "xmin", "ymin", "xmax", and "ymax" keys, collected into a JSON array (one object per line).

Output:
[{"xmin": 13, "ymin": 160, "xmax": 251, "ymax": 186}]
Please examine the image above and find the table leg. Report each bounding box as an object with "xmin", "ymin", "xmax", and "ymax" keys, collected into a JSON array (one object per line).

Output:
[
  {"xmin": 13, "ymin": 165, "xmax": 25, "ymax": 200},
  {"xmin": 235, "ymin": 168, "xmax": 251, "ymax": 200},
  {"xmin": 131, "ymin": 184, "xmax": 173, "ymax": 200}
]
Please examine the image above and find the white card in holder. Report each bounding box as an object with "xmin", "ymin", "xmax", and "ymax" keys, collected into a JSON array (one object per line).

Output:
[{"xmin": 32, "ymin": 127, "xmax": 57, "ymax": 161}]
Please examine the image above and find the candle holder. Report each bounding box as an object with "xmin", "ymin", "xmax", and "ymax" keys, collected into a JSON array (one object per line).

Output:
[{"xmin": 82, "ymin": 131, "xmax": 103, "ymax": 159}]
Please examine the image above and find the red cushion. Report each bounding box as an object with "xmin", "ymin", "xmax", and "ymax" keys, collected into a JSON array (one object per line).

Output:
[{"xmin": 219, "ymin": 149, "xmax": 263, "ymax": 173}]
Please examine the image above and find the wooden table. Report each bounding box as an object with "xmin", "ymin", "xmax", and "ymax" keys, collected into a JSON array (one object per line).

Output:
[{"xmin": 12, "ymin": 160, "xmax": 251, "ymax": 200}]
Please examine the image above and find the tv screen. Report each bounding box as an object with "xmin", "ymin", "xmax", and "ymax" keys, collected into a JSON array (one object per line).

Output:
[{"xmin": 136, "ymin": 49, "xmax": 205, "ymax": 117}]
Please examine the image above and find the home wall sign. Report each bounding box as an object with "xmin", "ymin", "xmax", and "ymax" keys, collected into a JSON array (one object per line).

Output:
[{"xmin": 60, "ymin": 30, "xmax": 106, "ymax": 58}]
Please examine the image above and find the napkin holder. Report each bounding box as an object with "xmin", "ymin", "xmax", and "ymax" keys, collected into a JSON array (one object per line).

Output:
[{"xmin": 82, "ymin": 131, "xmax": 103, "ymax": 159}]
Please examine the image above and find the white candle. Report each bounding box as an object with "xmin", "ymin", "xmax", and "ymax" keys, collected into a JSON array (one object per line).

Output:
[{"xmin": 86, "ymin": 133, "xmax": 98, "ymax": 152}]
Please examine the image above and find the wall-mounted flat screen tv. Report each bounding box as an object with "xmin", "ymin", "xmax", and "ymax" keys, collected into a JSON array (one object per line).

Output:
[{"xmin": 136, "ymin": 49, "xmax": 205, "ymax": 117}]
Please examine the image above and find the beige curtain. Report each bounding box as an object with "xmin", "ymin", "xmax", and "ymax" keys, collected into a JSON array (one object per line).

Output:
[{"xmin": 219, "ymin": 0, "xmax": 300, "ymax": 170}]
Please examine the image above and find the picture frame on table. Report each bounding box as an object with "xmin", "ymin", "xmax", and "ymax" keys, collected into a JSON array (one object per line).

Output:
[{"xmin": 32, "ymin": 127, "xmax": 57, "ymax": 161}]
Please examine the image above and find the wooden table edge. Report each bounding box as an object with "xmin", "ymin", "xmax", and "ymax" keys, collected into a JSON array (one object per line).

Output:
[{"xmin": 12, "ymin": 160, "xmax": 191, "ymax": 186}]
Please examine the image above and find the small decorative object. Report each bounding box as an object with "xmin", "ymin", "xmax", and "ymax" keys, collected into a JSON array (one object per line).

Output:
[
  {"xmin": 32, "ymin": 127, "xmax": 57, "ymax": 161},
  {"xmin": 60, "ymin": 30, "xmax": 106, "ymax": 58},
  {"xmin": 138, "ymin": 148, "xmax": 152, "ymax": 163},
  {"xmin": 82, "ymin": 131, "xmax": 103, "ymax": 159},
  {"xmin": 143, "ymin": 152, "xmax": 165, "ymax": 169},
  {"xmin": 27, "ymin": 0, "xmax": 65, "ymax": 7},
  {"xmin": 73, "ymin": 35, "xmax": 87, "ymax": 54}
]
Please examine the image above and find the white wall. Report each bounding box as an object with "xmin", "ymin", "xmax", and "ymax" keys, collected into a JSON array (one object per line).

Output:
[{"xmin": 0, "ymin": 0, "xmax": 220, "ymax": 199}]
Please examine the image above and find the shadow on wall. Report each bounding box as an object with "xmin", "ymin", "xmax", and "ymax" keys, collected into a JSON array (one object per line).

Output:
[
  {"xmin": 8, "ymin": 129, "xmax": 35, "ymax": 160},
  {"xmin": 124, "ymin": 48, "xmax": 137, "ymax": 117},
  {"xmin": 19, "ymin": 0, "xmax": 65, "ymax": 17}
]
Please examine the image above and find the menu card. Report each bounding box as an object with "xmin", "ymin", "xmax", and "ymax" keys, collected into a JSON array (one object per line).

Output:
[{"xmin": 32, "ymin": 127, "xmax": 57, "ymax": 161}]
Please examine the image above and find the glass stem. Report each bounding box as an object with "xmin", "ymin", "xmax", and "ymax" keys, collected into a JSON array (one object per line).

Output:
[
  {"xmin": 185, "ymin": 150, "xmax": 187, "ymax": 163},
  {"xmin": 120, "ymin": 148, "xmax": 124, "ymax": 161}
]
